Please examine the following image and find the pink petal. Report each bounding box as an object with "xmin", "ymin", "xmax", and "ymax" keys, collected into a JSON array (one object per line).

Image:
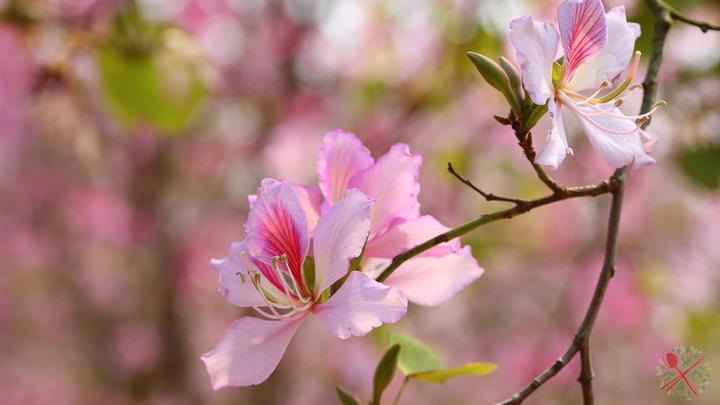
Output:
[
  {"xmin": 557, "ymin": 0, "xmax": 608, "ymax": 79},
  {"xmin": 383, "ymin": 246, "xmax": 484, "ymax": 306},
  {"xmin": 570, "ymin": 103, "xmax": 655, "ymax": 168},
  {"xmin": 317, "ymin": 130, "xmax": 374, "ymax": 204},
  {"xmin": 349, "ymin": 143, "xmax": 422, "ymax": 238},
  {"xmin": 245, "ymin": 179, "xmax": 310, "ymax": 289},
  {"xmin": 201, "ymin": 315, "xmax": 306, "ymax": 389},
  {"xmin": 313, "ymin": 189, "xmax": 373, "ymax": 293},
  {"xmin": 289, "ymin": 182, "xmax": 323, "ymax": 234},
  {"xmin": 535, "ymin": 100, "xmax": 573, "ymax": 170},
  {"xmin": 509, "ymin": 16, "xmax": 560, "ymax": 105},
  {"xmin": 365, "ymin": 215, "xmax": 460, "ymax": 258},
  {"xmin": 210, "ymin": 242, "xmax": 266, "ymax": 307},
  {"xmin": 567, "ymin": 6, "xmax": 640, "ymax": 91},
  {"xmin": 315, "ymin": 271, "xmax": 407, "ymax": 339}
]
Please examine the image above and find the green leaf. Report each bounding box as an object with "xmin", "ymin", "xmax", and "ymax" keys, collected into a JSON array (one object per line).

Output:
[
  {"xmin": 525, "ymin": 103, "xmax": 549, "ymax": 129},
  {"xmin": 372, "ymin": 344, "xmax": 401, "ymax": 405},
  {"xmin": 385, "ymin": 332, "xmax": 443, "ymax": 375},
  {"xmin": 303, "ymin": 255, "xmax": 316, "ymax": 293},
  {"xmin": 552, "ymin": 61, "xmax": 563, "ymax": 86},
  {"xmin": 677, "ymin": 144, "xmax": 720, "ymax": 190},
  {"xmin": 409, "ymin": 362, "xmax": 498, "ymax": 383},
  {"xmin": 97, "ymin": 28, "xmax": 206, "ymax": 134},
  {"xmin": 335, "ymin": 386, "xmax": 361, "ymax": 405},
  {"xmin": 467, "ymin": 52, "xmax": 521, "ymax": 114}
]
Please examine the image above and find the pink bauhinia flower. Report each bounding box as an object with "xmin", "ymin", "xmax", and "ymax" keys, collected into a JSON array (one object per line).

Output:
[
  {"xmin": 312, "ymin": 130, "xmax": 484, "ymax": 306},
  {"xmin": 509, "ymin": 0, "xmax": 663, "ymax": 169},
  {"xmin": 202, "ymin": 179, "xmax": 407, "ymax": 389}
]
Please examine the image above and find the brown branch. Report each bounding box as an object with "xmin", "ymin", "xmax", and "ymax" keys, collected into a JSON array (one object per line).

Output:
[
  {"xmin": 375, "ymin": 180, "xmax": 611, "ymax": 282},
  {"xmin": 658, "ymin": 0, "xmax": 720, "ymax": 32},
  {"xmin": 496, "ymin": 0, "xmax": 674, "ymax": 403},
  {"xmin": 447, "ymin": 162, "xmax": 528, "ymax": 205}
]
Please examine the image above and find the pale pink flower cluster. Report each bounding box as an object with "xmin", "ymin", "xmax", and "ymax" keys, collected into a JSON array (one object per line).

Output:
[
  {"xmin": 510, "ymin": 0, "xmax": 661, "ymax": 169},
  {"xmin": 202, "ymin": 131, "xmax": 484, "ymax": 388}
]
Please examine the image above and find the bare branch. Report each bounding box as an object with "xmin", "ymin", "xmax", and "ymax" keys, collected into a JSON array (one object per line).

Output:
[
  {"xmin": 447, "ymin": 162, "xmax": 528, "ymax": 205},
  {"xmin": 659, "ymin": 0, "xmax": 720, "ymax": 32},
  {"xmin": 496, "ymin": 0, "xmax": 674, "ymax": 403}
]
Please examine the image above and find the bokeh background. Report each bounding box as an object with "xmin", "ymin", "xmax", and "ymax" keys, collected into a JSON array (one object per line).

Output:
[{"xmin": 1, "ymin": 0, "xmax": 719, "ymax": 404}]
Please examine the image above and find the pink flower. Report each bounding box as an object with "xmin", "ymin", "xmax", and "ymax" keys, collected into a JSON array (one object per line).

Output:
[
  {"xmin": 202, "ymin": 179, "xmax": 407, "ymax": 389},
  {"xmin": 509, "ymin": 0, "xmax": 661, "ymax": 169},
  {"xmin": 313, "ymin": 130, "xmax": 484, "ymax": 306}
]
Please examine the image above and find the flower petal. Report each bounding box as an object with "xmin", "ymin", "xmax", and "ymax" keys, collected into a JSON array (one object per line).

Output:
[
  {"xmin": 245, "ymin": 179, "xmax": 310, "ymax": 286},
  {"xmin": 509, "ymin": 15, "xmax": 559, "ymax": 105},
  {"xmin": 535, "ymin": 100, "xmax": 573, "ymax": 170},
  {"xmin": 317, "ymin": 130, "xmax": 374, "ymax": 204},
  {"xmin": 570, "ymin": 103, "xmax": 655, "ymax": 167},
  {"xmin": 568, "ymin": 6, "xmax": 640, "ymax": 91},
  {"xmin": 315, "ymin": 271, "xmax": 407, "ymax": 339},
  {"xmin": 349, "ymin": 143, "xmax": 422, "ymax": 238},
  {"xmin": 290, "ymin": 182, "xmax": 323, "ymax": 234},
  {"xmin": 557, "ymin": 0, "xmax": 607, "ymax": 79},
  {"xmin": 201, "ymin": 315, "xmax": 306, "ymax": 389},
  {"xmin": 313, "ymin": 189, "xmax": 373, "ymax": 293},
  {"xmin": 364, "ymin": 215, "xmax": 459, "ymax": 259},
  {"xmin": 382, "ymin": 246, "xmax": 484, "ymax": 306},
  {"xmin": 210, "ymin": 242, "xmax": 266, "ymax": 307}
]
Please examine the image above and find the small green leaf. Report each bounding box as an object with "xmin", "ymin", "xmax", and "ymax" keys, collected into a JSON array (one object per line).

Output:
[
  {"xmin": 335, "ymin": 386, "xmax": 361, "ymax": 405},
  {"xmin": 677, "ymin": 144, "xmax": 720, "ymax": 190},
  {"xmin": 372, "ymin": 344, "xmax": 401, "ymax": 405},
  {"xmin": 385, "ymin": 332, "xmax": 443, "ymax": 375},
  {"xmin": 525, "ymin": 103, "xmax": 549, "ymax": 129},
  {"xmin": 552, "ymin": 61, "xmax": 563, "ymax": 86},
  {"xmin": 409, "ymin": 362, "xmax": 497, "ymax": 383},
  {"xmin": 467, "ymin": 52, "xmax": 521, "ymax": 114},
  {"xmin": 303, "ymin": 256, "xmax": 316, "ymax": 293}
]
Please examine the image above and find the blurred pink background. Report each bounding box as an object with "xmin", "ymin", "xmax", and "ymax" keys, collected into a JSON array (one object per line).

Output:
[{"xmin": 1, "ymin": 0, "xmax": 719, "ymax": 403}]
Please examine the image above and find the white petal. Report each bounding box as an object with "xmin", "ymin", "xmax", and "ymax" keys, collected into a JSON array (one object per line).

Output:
[
  {"xmin": 313, "ymin": 189, "xmax": 373, "ymax": 293},
  {"xmin": 201, "ymin": 315, "xmax": 306, "ymax": 389},
  {"xmin": 570, "ymin": 102, "xmax": 655, "ymax": 167},
  {"xmin": 568, "ymin": 6, "xmax": 640, "ymax": 91},
  {"xmin": 509, "ymin": 15, "xmax": 559, "ymax": 105},
  {"xmin": 383, "ymin": 246, "xmax": 484, "ymax": 306},
  {"xmin": 535, "ymin": 100, "xmax": 572, "ymax": 170},
  {"xmin": 315, "ymin": 271, "xmax": 407, "ymax": 339},
  {"xmin": 210, "ymin": 242, "xmax": 266, "ymax": 307}
]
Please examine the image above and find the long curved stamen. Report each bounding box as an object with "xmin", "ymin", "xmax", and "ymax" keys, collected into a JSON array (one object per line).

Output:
[
  {"xmin": 281, "ymin": 254, "xmax": 311, "ymax": 304},
  {"xmin": 239, "ymin": 252, "xmax": 285, "ymax": 319},
  {"xmin": 582, "ymin": 100, "xmax": 666, "ymax": 120},
  {"xmin": 593, "ymin": 51, "xmax": 641, "ymax": 104},
  {"xmin": 272, "ymin": 256, "xmax": 299, "ymax": 310},
  {"xmin": 562, "ymin": 98, "xmax": 643, "ymax": 136},
  {"xmin": 562, "ymin": 81, "xmax": 610, "ymax": 105}
]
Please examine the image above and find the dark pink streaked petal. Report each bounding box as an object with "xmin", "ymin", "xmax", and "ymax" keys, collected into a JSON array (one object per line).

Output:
[
  {"xmin": 245, "ymin": 179, "xmax": 310, "ymax": 289},
  {"xmin": 557, "ymin": 0, "xmax": 607, "ymax": 79},
  {"xmin": 317, "ymin": 130, "xmax": 374, "ymax": 204}
]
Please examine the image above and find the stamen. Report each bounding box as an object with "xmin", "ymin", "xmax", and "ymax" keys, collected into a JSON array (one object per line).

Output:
[
  {"xmin": 593, "ymin": 51, "xmax": 641, "ymax": 104},
  {"xmin": 562, "ymin": 98, "xmax": 643, "ymax": 136},
  {"xmin": 240, "ymin": 252, "xmax": 285, "ymax": 319},
  {"xmin": 281, "ymin": 255, "xmax": 311, "ymax": 304},
  {"xmin": 562, "ymin": 81, "xmax": 610, "ymax": 105},
  {"xmin": 272, "ymin": 256, "xmax": 299, "ymax": 310}
]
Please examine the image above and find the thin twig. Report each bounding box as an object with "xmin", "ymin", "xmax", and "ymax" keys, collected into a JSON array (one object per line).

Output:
[
  {"xmin": 375, "ymin": 180, "xmax": 611, "ymax": 282},
  {"xmin": 496, "ymin": 0, "xmax": 674, "ymax": 403},
  {"xmin": 447, "ymin": 162, "xmax": 528, "ymax": 205},
  {"xmin": 659, "ymin": 0, "xmax": 720, "ymax": 32}
]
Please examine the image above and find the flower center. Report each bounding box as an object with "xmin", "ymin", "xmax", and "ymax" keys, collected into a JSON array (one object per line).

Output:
[{"xmin": 239, "ymin": 252, "xmax": 313, "ymax": 320}]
